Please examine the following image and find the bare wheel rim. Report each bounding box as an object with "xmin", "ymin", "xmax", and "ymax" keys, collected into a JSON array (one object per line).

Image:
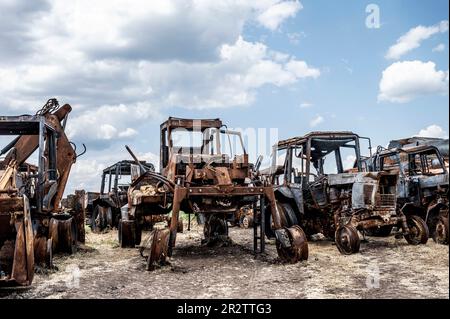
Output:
[
  {"xmin": 147, "ymin": 229, "xmax": 170, "ymax": 271},
  {"xmin": 335, "ymin": 225, "xmax": 360, "ymax": 255},
  {"xmin": 276, "ymin": 225, "xmax": 309, "ymax": 263},
  {"xmin": 405, "ymin": 216, "xmax": 429, "ymax": 245}
]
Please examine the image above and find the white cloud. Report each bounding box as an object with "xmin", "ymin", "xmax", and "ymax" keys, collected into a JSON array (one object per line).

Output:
[
  {"xmin": 416, "ymin": 125, "xmax": 449, "ymax": 139},
  {"xmin": 257, "ymin": 1, "xmax": 302, "ymax": 31},
  {"xmin": 378, "ymin": 60, "xmax": 449, "ymax": 103},
  {"xmin": 300, "ymin": 102, "xmax": 313, "ymax": 108},
  {"xmin": 432, "ymin": 43, "xmax": 446, "ymax": 52},
  {"xmin": 287, "ymin": 31, "xmax": 306, "ymax": 45},
  {"xmin": 0, "ymin": 1, "xmax": 315, "ymax": 194},
  {"xmin": 310, "ymin": 115, "xmax": 324, "ymax": 127},
  {"xmin": 118, "ymin": 128, "xmax": 138, "ymax": 138},
  {"xmin": 385, "ymin": 20, "xmax": 449, "ymax": 60},
  {"xmin": 0, "ymin": 1, "xmax": 317, "ymax": 115},
  {"xmin": 68, "ymin": 148, "xmax": 159, "ymax": 194},
  {"xmin": 65, "ymin": 102, "xmax": 161, "ymax": 149}
]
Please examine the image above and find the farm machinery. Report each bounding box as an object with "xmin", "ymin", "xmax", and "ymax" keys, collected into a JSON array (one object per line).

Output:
[
  {"xmin": 119, "ymin": 117, "xmax": 308, "ymax": 270},
  {"xmin": 261, "ymin": 131, "xmax": 429, "ymax": 254},
  {"xmin": 368, "ymin": 144, "xmax": 448, "ymax": 244},
  {"xmin": 0, "ymin": 99, "xmax": 84, "ymax": 286},
  {"xmin": 89, "ymin": 160, "xmax": 154, "ymax": 233}
]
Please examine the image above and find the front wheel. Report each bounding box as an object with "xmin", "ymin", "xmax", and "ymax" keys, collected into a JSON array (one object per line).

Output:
[
  {"xmin": 405, "ymin": 216, "xmax": 429, "ymax": 245},
  {"xmin": 335, "ymin": 225, "xmax": 360, "ymax": 255},
  {"xmin": 276, "ymin": 226, "xmax": 309, "ymax": 263}
]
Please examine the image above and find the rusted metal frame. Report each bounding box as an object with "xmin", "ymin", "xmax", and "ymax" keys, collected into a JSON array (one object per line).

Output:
[
  {"xmin": 335, "ymin": 147, "xmax": 344, "ymax": 173},
  {"xmin": 162, "ymin": 117, "xmax": 222, "ymax": 132},
  {"xmin": 100, "ymin": 172, "xmax": 106, "ymax": 194},
  {"xmin": 305, "ymin": 138, "xmax": 312, "ymax": 189},
  {"xmin": 284, "ymin": 147, "xmax": 293, "ymax": 185},
  {"xmin": 36, "ymin": 117, "xmax": 45, "ymax": 214},
  {"xmin": 168, "ymin": 185, "xmax": 187, "ymax": 256},
  {"xmin": 47, "ymin": 112, "xmax": 76, "ymax": 210},
  {"xmin": 114, "ymin": 163, "xmax": 120, "ymax": 191},
  {"xmin": 185, "ymin": 186, "xmax": 266, "ymax": 196},
  {"xmin": 220, "ymin": 128, "xmax": 247, "ymax": 155}
]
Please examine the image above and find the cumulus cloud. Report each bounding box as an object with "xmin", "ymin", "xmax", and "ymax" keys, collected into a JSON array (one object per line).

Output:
[
  {"xmin": 310, "ymin": 115, "xmax": 324, "ymax": 127},
  {"xmin": 0, "ymin": 1, "xmax": 315, "ymax": 194},
  {"xmin": 416, "ymin": 125, "xmax": 449, "ymax": 139},
  {"xmin": 432, "ymin": 43, "xmax": 446, "ymax": 52},
  {"xmin": 385, "ymin": 20, "xmax": 448, "ymax": 60},
  {"xmin": 0, "ymin": 1, "xmax": 317, "ymax": 117},
  {"xmin": 65, "ymin": 102, "xmax": 161, "ymax": 149},
  {"xmin": 68, "ymin": 148, "xmax": 159, "ymax": 194},
  {"xmin": 257, "ymin": 1, "xmax": 302, "ymax": 31},
  {"xmin": 378, "ymin": 60, "xmax": 449, "ymax": 103}
]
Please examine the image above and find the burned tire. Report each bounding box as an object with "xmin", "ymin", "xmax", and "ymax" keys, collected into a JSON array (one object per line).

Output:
[
  {"xmin": 335, "ymin": 225, "xmax": 360, "ymax": 255},
  {"xmin": 276, "ymin": 225, "xmax": 309, "ymax": 263},
  {"xmin": 265, "ymin": 202, "xmax": 289, "ymax": 239},
  {"xmin": 91, "ymin": 205, "xmax": 106, "ymax": 232},
  {"xmin": 49, "ymin": 218, "xmax": 77, "ymax": 254},
  {"xmin": 281, "ymin": 203, "xmax": 299, "ymax": 226},
  {"xmin": 433, "ymin": 217, "xmax": 448, "ymax": 245},
  {"xmin": 119, "ymin": 219, "xmax": 138, "ymax": 248},
  {"xmin": 405, "ymin": 216, "xmax": 429, "ymax": 245},
  {"xmin": 203, "ymin": 215, "xmax": 228, "ymax": 246},
  {"xmin": 33, "ymin": 236, "xmax": 53, "ymax": 268},
  {"xmin": 366, "ymin": 225, "xmax": 393, "ymax": 237}
]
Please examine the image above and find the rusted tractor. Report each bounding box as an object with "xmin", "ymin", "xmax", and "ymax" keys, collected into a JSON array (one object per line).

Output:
[
  {"xmin": 261, "ymin": 131, "xmax": 428, "ymax": 255},
  {"xmin": 0, "ymin": 99, "xmax": 84, "ymax": 286},
  {"xmin": 368, "ymin": 144, "xmax": 448, "ymax": 244},
  {"xmin": 120, "ymin": 117, "xmax": 308, "ymax": 270},
  {"xmin": 89, "ymin": 160, "xmax": 154, "ymax": 233}
]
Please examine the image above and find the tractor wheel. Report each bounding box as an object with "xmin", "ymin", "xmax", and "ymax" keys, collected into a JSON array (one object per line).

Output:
[
  {"xmin": 405, "ymin": 216, "xmax": 429, "ymax": 245},
  {"xmin": 33, "ymin": 236, "xmax": 53, "ymax": 268},
  {"xmin": 118, "ymin": 219, "xmax": 137, "ymax": 248},
  {"xmin": 276, "ymin": 225, "xmax": 309, "ymax": 263},
  {"xmin": 49, "ymin": 218, "xmax": 77, "ymax": 254},
  {"xmin": 91, "ymin": 205, "xmax": 105, "ymax": 232},
  {"xmin": 282, "ymin": 203, "xmax": 299, "ymax": 226},
  {"xmin": 203, "ymin": 215, "xmax": 229, "ymax": 246},
  {"xmin": 335, "ymin": 225, "xmax": 360, "ymax": 255},
  {"xmin": 146, "ymin": 229, "xmax": 170, "ymax": 271},
  {"xmin": 433, "ymin": 217, "xmax": 448, "ymax": 245}
]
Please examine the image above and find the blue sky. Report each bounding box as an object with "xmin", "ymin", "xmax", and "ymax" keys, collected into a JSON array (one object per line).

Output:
[
  {"xmin": 169, "ymin": 0, "xmax": 449, "ymax": 149},
  {"xmin": 0, "ymin": 0, "xmax": 448, "ymax": 193}
]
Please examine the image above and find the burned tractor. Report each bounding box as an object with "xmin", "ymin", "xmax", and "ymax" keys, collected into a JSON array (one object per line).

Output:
[
  {"xmin": 262, "ymin": 131, "xmax": 428, "ymax": 255},
  {"xmin": 90, "ymin": 160, "xmax": 154, "ymax": 233},
  {"xmin": 0, "ymin": 99, "xmax": 84, "ymax": 286},
  {"xmin": 368, "ymin": 144, "xmax": 448, "ymax": 244},
  {"xmin": 120, "ymin": 117, "xmax": 308, "ymax": 270}
]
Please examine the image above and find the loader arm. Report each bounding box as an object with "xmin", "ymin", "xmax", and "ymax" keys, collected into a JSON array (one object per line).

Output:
[
  {"xmin": 2, "ymin": 104, "xmax": 76, "ymax": 212},
  {"xmin": 3, "ymin": 105, "xmax": 72, "ymax": 167}
]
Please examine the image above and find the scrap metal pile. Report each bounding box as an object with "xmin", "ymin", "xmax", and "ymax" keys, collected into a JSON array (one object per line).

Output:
[{"xmin": 0, "ymin": 101, "xmax": 448, "ymax": 288}]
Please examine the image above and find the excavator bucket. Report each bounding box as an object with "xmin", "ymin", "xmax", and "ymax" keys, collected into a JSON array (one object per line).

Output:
[{"xmin": 0, "ymin": 196, "xmax": 34, "ymax": 287}]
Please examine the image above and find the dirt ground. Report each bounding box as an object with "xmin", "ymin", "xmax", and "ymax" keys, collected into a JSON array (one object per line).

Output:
[{"xmin": 1, "ymin": 222, "xmax": 449, "ymax": 299}]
